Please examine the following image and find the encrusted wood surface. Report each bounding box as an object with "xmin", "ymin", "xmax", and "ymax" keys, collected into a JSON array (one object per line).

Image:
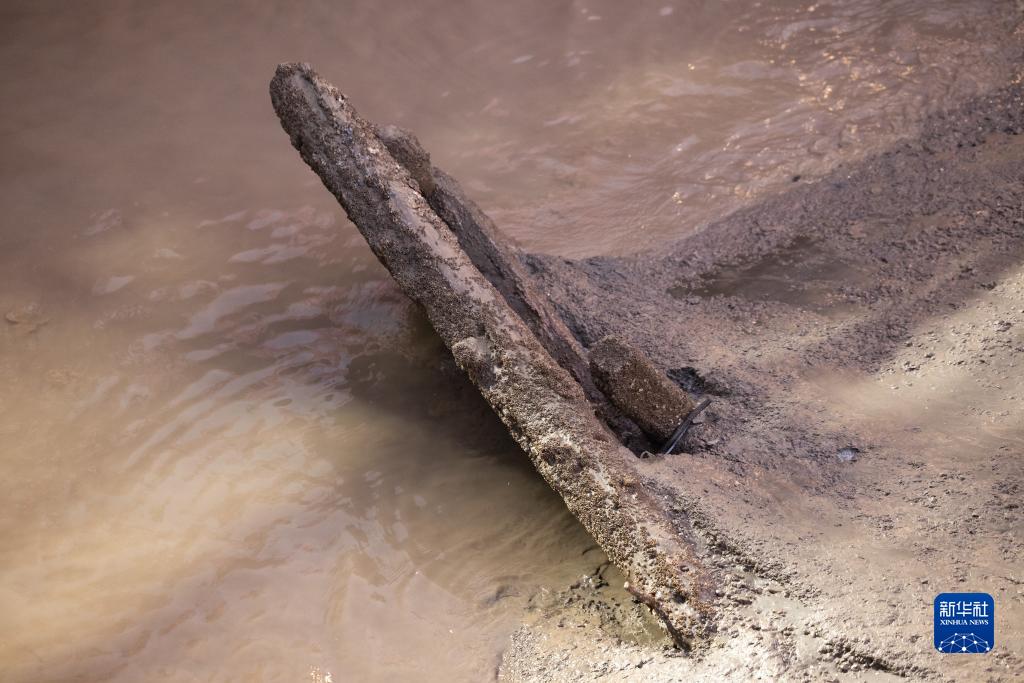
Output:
[
  {"xmin": 269, "ymin": 62, "xmax": 717, "ymax": 645},
  {"xmin": 377, "ymin": 125, "xmax": 650, "ymax": 451}
]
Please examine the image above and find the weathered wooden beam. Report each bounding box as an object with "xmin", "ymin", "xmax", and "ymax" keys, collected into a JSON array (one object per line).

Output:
[
  {"xmin": 270, "ymin": 62, "xmax": 716, "ymax": 645},
  {"xmin": 376, "ymin": 126, "xmax": 587, "ymax": 382},
  {"xmin": 376, "ymin": 125, "xmax": 651, "ymax": 452}
]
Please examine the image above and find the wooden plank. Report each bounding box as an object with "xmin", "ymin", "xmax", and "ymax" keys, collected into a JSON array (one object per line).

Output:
[{"xmin": 269, "ymin": 62, "xmax": 716, "ymax": 646}]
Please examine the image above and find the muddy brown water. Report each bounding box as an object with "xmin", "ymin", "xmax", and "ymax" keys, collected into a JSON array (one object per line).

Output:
[{"xmin": 0, "ymin": 1, "xmax": 1019, "ymax": 681}]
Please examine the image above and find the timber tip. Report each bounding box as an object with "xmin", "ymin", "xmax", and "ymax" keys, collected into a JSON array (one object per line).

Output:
[
  {"xmin": 272, "ymin": 62, "xmax": 314, "ymax": 86},
  {"xmin": 275, "ymin": 61, "xmax": 311, "ymax": 74}
]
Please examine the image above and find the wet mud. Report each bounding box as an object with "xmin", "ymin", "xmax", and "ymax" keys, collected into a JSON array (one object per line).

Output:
[{"xmin": 502, "ymin": 81, "xmax": 1024, "ymax": 681}]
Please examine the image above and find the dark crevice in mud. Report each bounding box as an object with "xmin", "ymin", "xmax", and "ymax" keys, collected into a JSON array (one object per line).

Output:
[{"xmin": 666, "ymin": 366, "xmax": 730, "ymax": 398}]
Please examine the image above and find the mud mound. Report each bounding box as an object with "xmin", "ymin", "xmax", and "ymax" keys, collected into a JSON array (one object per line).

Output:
[{"xmin": 508, "ymin": 83, "xmax": 1024, "ymax": 681}]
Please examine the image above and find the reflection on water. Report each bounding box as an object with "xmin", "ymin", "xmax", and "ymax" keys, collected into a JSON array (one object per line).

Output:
[
  {"xmin": 0, "ymin": 0, "xmax": 1019, "ymax": 680},
  {"xmin": 0, "ymin": 206, "xmax": 595, "ymax": 682}
]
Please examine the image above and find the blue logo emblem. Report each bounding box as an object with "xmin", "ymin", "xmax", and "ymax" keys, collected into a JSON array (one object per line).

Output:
[{"xmin": 934, "ymin": 593, "xmax": 994, "ymax": 653}]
